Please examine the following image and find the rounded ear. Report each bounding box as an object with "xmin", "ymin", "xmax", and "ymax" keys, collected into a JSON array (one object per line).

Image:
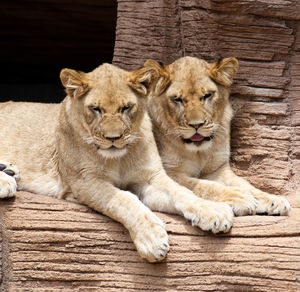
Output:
[
  {"xmin": 60, "ymin": 68, "xmax": 90, "ymax": 98},
  {"xmin": 143, "ymin": 59, "xmax": 171, "ymax": 96},
  {"xmin": 128, "ymin": 66, "xmax": 160, "ymax": 96},
  {"xmin": 209, "ymin": 57, "xmax": 239, "ymax": 87}
]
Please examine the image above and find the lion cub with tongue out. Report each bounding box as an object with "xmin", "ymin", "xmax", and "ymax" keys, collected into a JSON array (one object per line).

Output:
[
  {"xmin": 0, "ymin": 62, "xmax": 234, "ymax": 263},
  {"xmin": 146, "ymin": 56, "xmax": 290, "ymax": 217}
]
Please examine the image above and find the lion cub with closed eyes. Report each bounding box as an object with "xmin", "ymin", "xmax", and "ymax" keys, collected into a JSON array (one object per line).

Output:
[
  {"xmin": 146, "ymin": 56, "xmax": 290, "ymax": 217},
  {"xmin": 0, "ymin": 63, "xmax": 233, "ymax": 262}
]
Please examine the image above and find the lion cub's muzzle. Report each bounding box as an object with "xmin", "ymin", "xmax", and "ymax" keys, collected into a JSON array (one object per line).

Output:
[
  {"xmin": 95, "ymin": 116, "xmax": 130, "ymax": 150},
  {"xmin": 181, "ymin": 120, "xmax": 215, "ymax": 146}
]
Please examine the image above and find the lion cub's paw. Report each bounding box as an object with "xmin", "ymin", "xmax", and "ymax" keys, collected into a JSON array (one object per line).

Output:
[
  {"xmin": 132, "ymin": 212, "xmax": 169, "ymax": 263},
  {"xmin": 255, "ymin": 192, "xmax": 290, "ymax": 216},
  {"xmin": 184, "ymin": 200, "xmax": 233, "ymax": 233},
  {"xmin": 0, "ymin": 172, "xmax": 17, "ymax": 198},
  {"xmin": 0, "ymin": 161, "xmax": 19, "ymax": 198},
  {"xmin": 222, "ymin": 188, "xmax": 258, "ymax": 216}
]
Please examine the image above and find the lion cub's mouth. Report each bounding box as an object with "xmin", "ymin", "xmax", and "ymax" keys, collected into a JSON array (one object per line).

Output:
[
  {"xmin": 182, "ymin": 133, "xmax": 214, "ymax": 145},
  {"xmin": 94, "ymin": 144, "xmax": 128, "ymax": 151}
]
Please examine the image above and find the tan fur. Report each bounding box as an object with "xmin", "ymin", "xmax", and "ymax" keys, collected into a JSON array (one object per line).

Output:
[
  {"xmin": 0, "ymin": 63, "xmax": 234, "ymax": 262},
  {"xmin": 146, "ymin": 56, "xmax": 290, "ymax": 216}
]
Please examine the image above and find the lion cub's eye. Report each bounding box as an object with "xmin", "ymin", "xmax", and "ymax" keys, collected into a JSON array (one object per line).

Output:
[
  {"xmin": 90, "ymin": 106, "xmax": 102, "ymax": 114},
  {"xmin": 171, "ymin": 96, "xmax": 183, "ymax": 104},
  {"xmin": 203, "ymin": 92, "xmax": 214, "ymax": 100},
  {"xmin": 122, "ymin": 104, "xmax": 133, "ymax": 113}
]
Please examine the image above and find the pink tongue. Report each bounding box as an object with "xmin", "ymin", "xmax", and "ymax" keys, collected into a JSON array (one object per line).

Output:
[{"xmin": 190, "ymin": 133, "xmax": 205, "ymax": 142}]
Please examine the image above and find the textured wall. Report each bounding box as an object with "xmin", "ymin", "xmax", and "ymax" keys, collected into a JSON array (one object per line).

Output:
[{"xmin": 113, "ymin": 0, "xmax": 300, "ymax": 196}]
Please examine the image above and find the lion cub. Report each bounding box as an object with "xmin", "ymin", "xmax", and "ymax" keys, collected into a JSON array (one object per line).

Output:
[
  {"xmin": 0, "ymin": 63, "xmax": 233, "ymax": 262},
  {"xmin": 145, "ymin": 56, "xmax": 290, "ymax": 216}
]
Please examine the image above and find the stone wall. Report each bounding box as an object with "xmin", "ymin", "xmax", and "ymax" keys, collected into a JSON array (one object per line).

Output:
[{"xmin": 113, "ymin": 0, "xmax": 300, "ymax": 196}]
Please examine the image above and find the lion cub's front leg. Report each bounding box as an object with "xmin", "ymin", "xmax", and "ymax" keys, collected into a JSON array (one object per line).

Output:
[
  {"xmin": 0, "ymin": 161, "xmax": 20, "ymax": 198},
  {"xmin": 70, "ymin": 179, "xmax": 169, "ymax": 263},
  {"xmin": 135, "ymin": 171, "xmax": 234, "ymax": 234}
]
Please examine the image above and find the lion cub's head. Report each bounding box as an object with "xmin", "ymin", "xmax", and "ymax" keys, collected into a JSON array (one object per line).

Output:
[
  {"xmin": 145, "ymin": 56, "xmax": 238, "ymax": 152},
  {"xmin": 60, "ymin": 63, "xmax": 156, "ymax": 159}
]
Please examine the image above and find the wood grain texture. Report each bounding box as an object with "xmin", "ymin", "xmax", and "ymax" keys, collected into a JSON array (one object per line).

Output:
[{"xmin": 0, "ymin": 191, "xmax": 299, "ymax": 291}]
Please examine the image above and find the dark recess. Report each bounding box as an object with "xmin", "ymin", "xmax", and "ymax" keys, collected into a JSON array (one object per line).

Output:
[{"xmin": 0, "ymin": 0, "xmax": 117, "ymax": 103}]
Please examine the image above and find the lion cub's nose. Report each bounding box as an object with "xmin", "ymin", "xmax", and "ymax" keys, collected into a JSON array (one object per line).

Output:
[
  {"xmin": 189, "ymin": 122, "xmax": 205, "ymax": 129},
  {"xmin": 105, "ymin": 135, "xmax": 122, "ymax": 142}
]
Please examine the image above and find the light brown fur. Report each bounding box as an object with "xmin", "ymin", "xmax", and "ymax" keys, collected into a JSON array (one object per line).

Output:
[
  {"xmin": 0, "ymin": 63, "xmax": 234, "ymax": 262},
  {"xmin": 146, "ymin": 56, "xmax": 290, "ymax": 216}
]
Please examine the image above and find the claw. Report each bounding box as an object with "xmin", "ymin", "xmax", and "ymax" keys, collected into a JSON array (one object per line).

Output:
[{"xmin": 163, "ymin": 243, "xmax": 169, "ymax": 248}]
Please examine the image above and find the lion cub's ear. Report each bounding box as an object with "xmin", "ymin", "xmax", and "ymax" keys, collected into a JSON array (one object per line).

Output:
[
  {"xmin": 209, "ymin": 57, "xmax": 239, "ymax": 87},
  {"xmin": 60, "ymin": 68, "xmax": 90, "ymax": 98},
  {"xmin": 128, "ymin": 66, "xmax": 159, "ymax": 96},
  {"xmin": 143, "ymin": 60, "xmax": 171, "ymax": 96}
]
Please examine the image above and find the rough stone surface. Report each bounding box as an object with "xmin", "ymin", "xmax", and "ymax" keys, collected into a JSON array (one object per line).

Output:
[
  {"xmin": 0, "ymin": 192, "xmax": 299, "ymax": 291},
  {"xmin": 112, "ymin": 3, "xmax": 300, "ymax": 288},
  {"xmin": 113, "ymin": 0, "xmax": 300, "ymax": 197}
]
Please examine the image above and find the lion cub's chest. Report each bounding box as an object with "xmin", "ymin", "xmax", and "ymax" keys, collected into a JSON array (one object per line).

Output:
[
  {"xmin": 101, "ymin": 166, "xmax": 126, "ymax": 189},
  {"xmin": 163, "ymin": 151, "xmax": 207, "ymax": 178},
  {"xmin": 166, "ymin": 149, "xmax": 225, "ymax": 179},
  {"xmin": 97, "ymin": 160, "xmax": 135, "ymax": 190},
  {"xmin": 180, "ymin": 155, "xmax": 209, "ymax": 178}
]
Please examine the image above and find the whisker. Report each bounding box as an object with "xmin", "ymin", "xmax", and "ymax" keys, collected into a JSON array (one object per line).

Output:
[{"xmin": 83, "ymin": 136, "xmax": 95, "ymax": 144}]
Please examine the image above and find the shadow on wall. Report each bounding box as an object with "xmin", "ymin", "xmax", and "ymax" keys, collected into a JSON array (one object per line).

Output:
[{"xmin": 0, "ymin": 0, "xmax": 117, "ymax": 103}]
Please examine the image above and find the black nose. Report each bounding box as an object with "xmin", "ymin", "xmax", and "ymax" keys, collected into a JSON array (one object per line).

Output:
[
  {"xmin": 188, "ymin": 122, "xmax": 205, "ymax": 129},
  {"xmin": 105, "ymin": 135, "xmax": 122, "ymax": 142}
]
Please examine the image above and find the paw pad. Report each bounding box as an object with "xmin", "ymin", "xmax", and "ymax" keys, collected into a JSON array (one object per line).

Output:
[
  {"xmin": 0, "ymin": 161, "xmax": 19, "ymax": 199},
  {"xmin": 0, "ymin": 162, "xmax": 19, "ymax": 180},
  {"xmin": 3, "ymin": 169, "xmax": 15, "ymax": 176}
]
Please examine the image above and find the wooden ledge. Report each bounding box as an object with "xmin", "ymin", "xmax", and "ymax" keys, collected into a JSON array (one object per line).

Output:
[{"xmin": 0, "ymin": 192, "xmax": 299, "ymax": 291}]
